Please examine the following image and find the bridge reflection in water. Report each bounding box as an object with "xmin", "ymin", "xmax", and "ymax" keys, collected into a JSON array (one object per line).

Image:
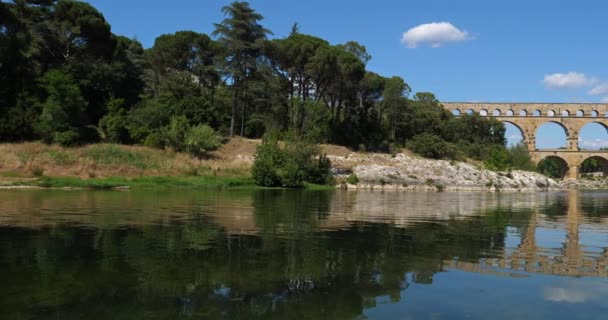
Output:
[
  {"xmin": 446, "ymin": 190, "xmax": 608, "ymax": 278},
  {"xmin": 0, "ymin": 189, "xmax": 606, "ymax": 280}
]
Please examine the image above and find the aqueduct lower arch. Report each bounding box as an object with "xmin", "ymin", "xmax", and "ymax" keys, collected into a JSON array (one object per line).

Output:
[{"xmin": 442, "ymin": 102, "xmax": 608, "ymax": 180}]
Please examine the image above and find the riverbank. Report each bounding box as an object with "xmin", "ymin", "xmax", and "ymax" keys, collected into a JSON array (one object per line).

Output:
[
  {"xmin": 0, "ymin": 141, "xmax": 339, "ymax": 190},
  {"xmin": 0, "ymin": 139, "xmax": 603, "ymax": 191}
]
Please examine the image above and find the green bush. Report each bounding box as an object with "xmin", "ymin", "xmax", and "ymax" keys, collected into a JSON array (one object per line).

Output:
[
  {"xmin": 407, "ymin": 133, "xmax": 456, "ymax": 159},
  {"xmin": 251, "ymin": 137, "xmax": 333, "ymax": 188},
  {"xmin": 507, "ymin": 142, "xmax": 537, "ymax": 171},
  {"xmin": 162, "ymin": 115, "xmax": 190, "ymax": 152},
  {"xmin": 99, "ymin": 112, "xmax": 130, "ymax": 143},
  {"xmin": 185, "ymin": 124, "xmax": 222, "ymax": 157},
  {"xmin": 484, "ymin": 146, "xmax": 510, "ymax": 171},
  {"xmin": 251, "ymin": 139, "xmax": 285, "ymax": 187},
  {"xmin": 144, "ymin": 132, "xmax": 165, "ymax": 149},
  {"xmin": 53, "ymin": 130, "xmax": 81, "ymax": 147}
]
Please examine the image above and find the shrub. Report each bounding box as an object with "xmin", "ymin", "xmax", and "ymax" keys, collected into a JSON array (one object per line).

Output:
[
  {"xmin": 53, "ymin": 130, "xmax": 81, "ymax": 147},
  {"xmin": 484, "ymin": 146, "xmax": 510, "ymax": 171},
  {"xmin": 346, "ymin": 173, "xmax": 359, "ymax": 185},
  {"xmin": 507, "ymin": 142, "xmax": 536, "ymax": 171},
  {"xmin": 99, "ymin": 112, "xmax": 130, "ymax": 143},
  {"xmin": 162, "ymin": 115, "xmax": 190, "ymax": 152},
  {"xmin": 144, "ymin": 132, "xmax": 165, "ymax": 149},
  {"xmin": 251, "ymin": 139, "xmax": 285, "ymax": 187},
  {"xmin": 251, "ymin": 137, "xmax": 333, "ymax": 188},
  {"xmin": 185, "ymin": 124, "xmax": 222, "ymax": 157},
  {"xmin": 407, "ymin": 133, "xmax": 455, "ymax": 159},
  {"xmin": 30, "ymin": 166, "xmax": 44, "ymax": 177}
]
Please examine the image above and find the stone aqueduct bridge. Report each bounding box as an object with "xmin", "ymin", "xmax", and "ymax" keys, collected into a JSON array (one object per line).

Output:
[{"xmin": 442, "ymin": 102, "xmax": 608, "ymax": 180}]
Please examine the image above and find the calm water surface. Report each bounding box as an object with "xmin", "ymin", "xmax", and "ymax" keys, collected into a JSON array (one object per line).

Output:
[{"xmin": 1, "ymin": 189, "xmax": 608, "ymax": 319}]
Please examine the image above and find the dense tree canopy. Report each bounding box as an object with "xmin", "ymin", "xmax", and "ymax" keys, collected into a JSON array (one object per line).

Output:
[{"xmin": 0, "ymin": 0, "xmax": 517, "ymax": 167}]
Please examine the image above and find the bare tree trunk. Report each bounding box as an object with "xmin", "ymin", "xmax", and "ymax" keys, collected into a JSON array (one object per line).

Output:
[
  {"xmin": 240, "ymin": 91, "xmax": 247, "ymax": 137},
  {"xmin": 230, "ymin": 82, "xmax": 239, "ymax": 137}
]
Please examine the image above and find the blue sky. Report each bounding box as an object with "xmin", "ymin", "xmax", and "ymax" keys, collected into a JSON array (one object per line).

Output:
[{"xmin": 87, "ymin": 0, "xmax": 608, "ymax": 148}]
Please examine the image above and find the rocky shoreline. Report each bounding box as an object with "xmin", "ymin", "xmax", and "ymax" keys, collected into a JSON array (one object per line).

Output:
[{"xmin": 330, "ymin": 152, "xmax": 602, "ymax": 192}]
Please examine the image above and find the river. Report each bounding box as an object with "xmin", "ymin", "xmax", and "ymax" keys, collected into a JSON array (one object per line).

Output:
[{"xmin": 1, "ymin": 189, "xmax": 607, "ymax": 319}]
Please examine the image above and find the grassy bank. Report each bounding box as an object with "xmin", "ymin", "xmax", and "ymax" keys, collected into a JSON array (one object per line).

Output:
[
  {"xmin": 4, "ymin": 176, "xmax": 334, "ymax": 190},
  {"xmin": 0, "ymin": 141, "xmax": 335, "ymax": 190},
  {"xmin": 10, "ymin": 176, "xmax": 257, "ymax": 190},
  {"xmin": 0, "ymin": 142, "xmax": 252, "ymax": 179}
]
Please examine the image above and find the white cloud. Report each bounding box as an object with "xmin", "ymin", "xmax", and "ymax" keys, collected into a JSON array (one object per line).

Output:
[
  {"xmin": 401, "ymin": 22, "xmax": 472, "ymax": 48},
  {"xmin": 589, "ymin": 83, "xmax": 608, "ymax": 95},
  {"xmin": 542, "ymin": 72, "xmax": 597, "ymax": 89},
  {"xmin": 578, "ymin": 138, "xmax": 608, "ymax": 150}
]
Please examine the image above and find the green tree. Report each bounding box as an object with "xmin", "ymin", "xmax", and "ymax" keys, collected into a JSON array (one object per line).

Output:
[
  {"xmin": 35, "ymin": 70, "xmax": 86, "ymax": 143},
  {"xmin": 381, "ymin": 76, "xmax": 410, "ymax": 140},
  {"xmin": 213, "ymin": 1, "xmax": 270, "ymax": 137}
]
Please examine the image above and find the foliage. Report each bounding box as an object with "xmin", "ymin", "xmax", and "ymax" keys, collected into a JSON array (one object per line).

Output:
[
  {"xmin": 143, "ymin": 132, "xmax": 165, "ymax": 149},
  {"xmin": 162, "ymin": 116, "xmax": 191, "ymax": 152},
  {"xmin": 507, "ymin": 143, "xmax": 537, "ymax": 171},
  {"xmin": 407, "ymin": 133, "xmax": 457, "ymax": 160},
  {"xmin": 538, "ymin": 157, "xmax": 568, "ymax": 179},
  {"xmin": 252, "ymin": 137, "xmax": 332, "ymax": 188},
  {"xmin": 484, "ymin": 146, "xmax": 510, "ymax": 171},
  {"xmin": 185, "ymin": 124, "xmax": 222, "ymax": 157},
  {"xmin": 53, "ymin": 130, "xmax": 81, "ymax": 147}
]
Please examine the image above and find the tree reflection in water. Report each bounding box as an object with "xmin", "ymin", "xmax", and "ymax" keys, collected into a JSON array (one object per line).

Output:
[{"xmin": 0, "ymin": 189, "xmax": 607, "ymax": 319}]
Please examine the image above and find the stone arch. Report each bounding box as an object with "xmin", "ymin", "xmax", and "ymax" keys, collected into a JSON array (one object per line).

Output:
[
  {"xmin": 533, "ymin": 110, "xmax": 541, "ymax": 117},
  {"xmin": 492, "ymin": 109, "xmax": 501, "ymax": 116},
  {"xmin": 547, "ymin": 110, "xmax": 556, "ymax": 117},
  {"xmin": 578, "ymin": 122, "xmax": 608, "ymax": 150},
  {"xmin": 466, "ymin": 109, "xmax": 474, "ymax": 115},
  {"xmin": 591, "ymin": 110, "xmax": 599, "ymax": 117},
  {"xmin": 519, "ymin": 110, "xmax": 528, "ymax": 116},
  {"xmin": 480, "ymin": 109, "xmax": 488, "ymax": 116},
  {"xmin": 580, "ymin": 155, "xmax": 608, "ymax": 177},
  {"xmin": 506, "ymin": 109, "xmax": 514, "ymax": 116},
  {"xmin": 562, "ymin": 110, "xmax": 570, "ymax": 117},
  {"xmin": 537, "ymin": 155, "xmax": 570, "ymax": 179},
  {"xmin": 452, "ymin": 109, "xmax": 461, "ymax": 116},
  {"xmin": 576, "ymin": 110, "xmax": 584, "ymax": 117},
  {"xmin": 501, "ymin": 120, "xmax": 526, "ymax": 146},
  {"xmin": 535, "ymin": 121, "xmax": 569, "ymax": 150}
]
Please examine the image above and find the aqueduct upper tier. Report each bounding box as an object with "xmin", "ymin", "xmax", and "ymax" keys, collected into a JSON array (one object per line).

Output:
[{"xmin": 442, "ymin": 102, "xmax": 608, "ymax": 180}]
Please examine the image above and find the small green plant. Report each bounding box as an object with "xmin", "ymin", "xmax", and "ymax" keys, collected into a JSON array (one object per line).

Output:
[
  {"xmin": 346, "ymin": 173, "xmax": 359, "ymax": 185},
  {"xmin": 185, "ymin": 124, "xmax": 222, "ymax": 157},
  {"xmin": 30, "ymin": 166, "xmax": 45, "ymax": 177},
  {"xmin": 144, "ymin": 132, "xmax": 164, "ymax": 149},
  {"xmin": 379, "ymin": 178, "xmax": 387, "ymax": 186},
  {"xmin": 53, "ymin": 130, "xmax": 81, "ymax": 147}
]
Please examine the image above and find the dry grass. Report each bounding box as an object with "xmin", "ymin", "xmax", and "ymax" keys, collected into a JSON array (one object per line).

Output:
[{"xmin": 0, "ymin": 142, "xmax": 251, "ymax": 179}]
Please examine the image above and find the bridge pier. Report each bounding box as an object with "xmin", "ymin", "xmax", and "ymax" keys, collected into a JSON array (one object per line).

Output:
[{"xmin": 567, "ymin": 165, "xmax": 580, "ymax": 181}]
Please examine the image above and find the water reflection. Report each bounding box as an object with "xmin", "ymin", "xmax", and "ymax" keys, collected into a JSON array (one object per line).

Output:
[{"xmin": 0, "ymin": 190, "xmax": 607, "ymax": 319}]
